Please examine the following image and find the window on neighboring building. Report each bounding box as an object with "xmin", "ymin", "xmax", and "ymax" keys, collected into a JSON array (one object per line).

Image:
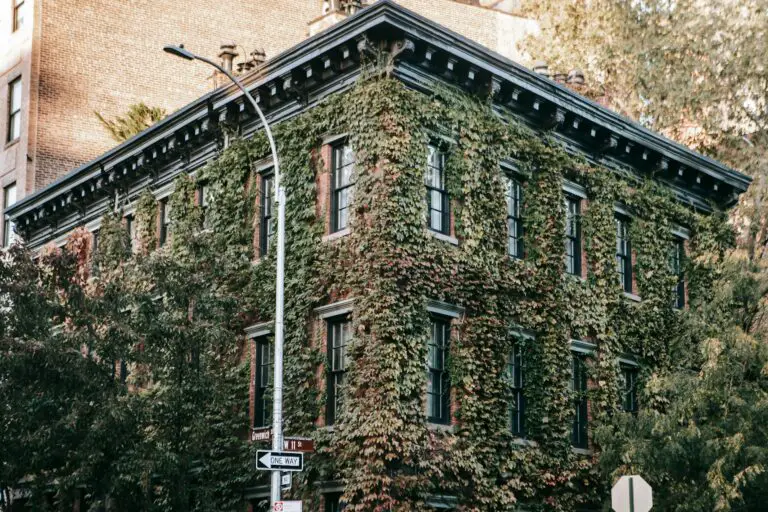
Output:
[
  {"xmin": 159, "ymin": 199, "xmax": 171, "ymax": 247},
  {"xmin": 571, "ymin": 353, "xmax": 588, "ymax": 448},
  {"xmin": 616, "ymin": 215, "xmax": 632, "ymax": 293},
  {"xmin": 427, "ymin": 315, "xmax": 451, "ymax": 424},
  {"xmin": 620, "ymin": 365, "xmax": 638, "ymax": 413},
  {"xmin": 254, "ymin": 337, "xmax": 273, "ymax": 428},
  {"xmin": 325, "ymin": 493, "xmax": 344, "ymax": 512},
  {"xmin": 506, "ymin": 176, "xmax": 523, "ymax": 258},
  {"xmin": 13, "ymin": 0, "xmax": 25, "ymax": 32},
  {"xmin": 91, "ymin": 229, "xmax": 100, "ymax": 275},
  {"xmin": 425, "ymin": 145, "xmax": 449, "ymax": 235},
  {"xmin": 326, "ymin": 315, "xmax": 351, "ymax": 425},
  {"xmin": 125, "ymin": 214, "xmax": 136, "ymax": 252},
  {"xmin": 3, "ymin": 182, "xmax": 17, "ymax": 247},
  {"xmin": 7, "ymin": 77, "xmax": 22, "ymax": 143},
  {"xmin": 565, "ymin": 196, "xmax": 582, "ymax": 276},
  {"xmin": 670, "ymin": 238, "xmax": 685, "ymax": 308},
  {"xmin": 260, "ymin": 173, "xmax": 274, "ymax": 256},
  {"xmin": 331, "ymin": 144, "xmax": 355, "ymax": 233},
  {"xmin": 507, "ymin": 342, "xmax": 524, "ymax": 437}
]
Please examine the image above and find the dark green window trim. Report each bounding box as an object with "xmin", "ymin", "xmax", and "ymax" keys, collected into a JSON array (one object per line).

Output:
[
  {"xmin": 565, "ymin": 195, "xmax": 581, "ymax": 276},
  {"xmin": 571, "ymin": 353, "xmax": 588, "ymax": 449},
  {"xmin": 426, "ymin": 145, "xmax": 449, "ymax": 235},
  {"xmin": 331, "ymin": 143, "xmax": 355, "ymax": 233},
  {"xmin": 507, "ymin": 342, "xmax": 524, "ymax": 436},
  {"xmin": 254, "ymin": 337, "xmax": 272, "ymax": 428},
  {"xmin": 615, "ymin": 214, "xmax": 632, "ymax": 292},
  {"xmin": 427, "ymin": 315, "xmax": 451, "ymax": 424},
  {"xmin": 326, "ymin": 315, "xmax": 351, "ymax": 425},
  {"xmin": 506, "ymin": 176, "xmax": 524, "ymax": 258},
  {"xmin": 620, "ymin": 365, "xmax": 638, "ymax": 413}
]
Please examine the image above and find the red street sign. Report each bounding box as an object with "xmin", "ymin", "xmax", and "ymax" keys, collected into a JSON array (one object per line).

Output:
[{"xmin": 250, "ymin": 429, "xmax": 314, "ymax": 452}]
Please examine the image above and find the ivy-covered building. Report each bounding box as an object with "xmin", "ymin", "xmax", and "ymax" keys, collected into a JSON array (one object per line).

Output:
[{"xmin": 5, "ymin": 1, "xmax": 751, "ymax": 510}]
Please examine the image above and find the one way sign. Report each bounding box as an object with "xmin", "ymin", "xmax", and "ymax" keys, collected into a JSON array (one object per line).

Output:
[{"xmin": 256, "ymin": 451, "xmax": 304, "ymax": 472}]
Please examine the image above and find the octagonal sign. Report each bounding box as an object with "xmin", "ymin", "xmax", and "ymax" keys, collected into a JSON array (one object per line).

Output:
[{"xmin": 611, "ymin": 475, "xmax": 653, "ymax": 512}]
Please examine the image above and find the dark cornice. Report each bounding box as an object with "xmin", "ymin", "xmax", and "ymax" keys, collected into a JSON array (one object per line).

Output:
[{"xmin": 7, "ymin": 0, "xmax": 751, "ymax": 244}]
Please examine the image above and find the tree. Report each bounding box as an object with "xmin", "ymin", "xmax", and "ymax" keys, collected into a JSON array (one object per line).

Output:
[{"xmin": 96, "ymin": 103, "xmax": 167, "ymax": 143}]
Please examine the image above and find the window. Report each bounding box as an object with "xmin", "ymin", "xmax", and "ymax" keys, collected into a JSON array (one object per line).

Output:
[
  {"xmin": 565, "ymin": 196, "xmax": 581, "ymax": 276},
  {"xmin": 670, "ymin": 238, "xmax": 685, "ymax": 308},
  {"xmin": 254, "ymin": 338, "xmax": 273, "ymax": 428},
  {"xmin": 325, "ymin": 493, "xmax": 344, "ymax": 512},
  {"xmin": 126, "ymin": 214, "xmax": 136, "ymax": 252},
  {"xmin": 326, "ymin": 316, "xmax": 351, "ymax": 425},
  {"xmin": 91, "ymin": 230, "xmax": 100, "ymax": 275},
  {"xmin": 571, "ymin": 354, "xmax": 588, "ymax": 448},
  {"xmin": 159, "ymin": 199, "xmax": 171, "ymax": 247},
  {"xmin": 425, "ymin": 145, "xmax": 449, "ymax": 235},
  {"xmin": 506, "ymin": 176, "xmax": 523, "ymax": 258},
  {"xmin": 197, "ymin": 183, "xmax": 209, "ymax": 228},
  {"xmin": 331, "ymin": 144, "xmax": 355, "ymax": 233},
  {"xmin": 616, "ymin": 215, "xmax": 632, "ymax": 293},
  {"xmin": 13, "ymin": 0, "xmax": 24, "ymax": 32},
  {"xmin": 620, "ymin": 366, "xmax": 638, "ymax": 413},
  {"xmin": 427, "ymin": 316, "xmax": 451, "ymax": 424},
  {"xmin": 507, "ymin": 342, "xmax": 524, "ymax": 436},
  {"xmin": 260, "ymin": 173, "xmax": 274, "ymax": 256},
  {"xmin": 3, "ymin": 182, "xmax": 17, "ymax": 247},
  {"xmin": 7, "ymin": 77, "xmax": 22, "ymax": 143}
]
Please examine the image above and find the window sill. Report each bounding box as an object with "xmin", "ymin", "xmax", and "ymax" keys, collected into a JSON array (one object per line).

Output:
[
  {"xmin": 565, "ymin": 272, "xmax": 587, "ymax": 283},
  {"xmin": 571, "ymin": 447, "xmax": 592, "ymax": 456},
  {"xmin": 3, "ymin": 138, "xmax": 20, "ymax": 151},
  {"xmin": 429, "ymin": 230, "xmax": 458, "ymax": 246},
  {"xmin": 623, "ymin": 292, "xmax": 641, "ymax": 302},
  {"xmin": 512, "ymin": 437, "xmax": 538, "ymax": 448},
  {"xmin": 427, "ymin": 422, "xmax": 455, "ymax": 434},
  {"xmin": 323, "ymin": 228, "xmax": 350, "ymax": 242}
]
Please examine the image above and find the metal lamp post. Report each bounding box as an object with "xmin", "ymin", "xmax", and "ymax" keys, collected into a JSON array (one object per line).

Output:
[{"xmin": 164, "ymin": 44, "xmax": 287, "ymax": 506}]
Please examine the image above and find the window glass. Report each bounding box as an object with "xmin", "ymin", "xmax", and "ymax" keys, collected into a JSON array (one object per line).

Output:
[
  {"xmin": 3, "ymin": 183, "xmax": 18, "ymax": 247},
  {"xmin": 616, "ymin": 215, "xmax": 632, "ymax": 292},
  {"xmin": 571, "ymin": 354, "xmax": 588, "ymax": 448},
  {"xmin": 8, "ymin": 78, "xmax": 22, "ymax": 142},
  {"xmin": 327, "ymin": 316, "xmax": 351, "ymax": 425},
  {"xmin": 620, "ymin": 366, "xmax": 638, "ymax": 413},
  {"xmin": 425, "ymin": 145, "xmax": 449, "ymax": 234},
  {"xmin": 254, "ymin": 338, "xmax": 273, "ymax": 428},
  {"xmin": 507, "ymin": 342, "xmax": 524, "ymax": 436},
  {"xmin": 670, "ymin": 238, "xmax": 685, "ymax": 308},
  {"xmin": 506, "ymin": 177, "xmax": 523, "ymax": 258},
  {"xmin": 260, "ymin": 173, "xmax": 274, "ymax": 255},
  {"xmin": 565, "ymin": 196, "xmax": 581, "ymax": 275},
  {"xmin": 13, "ymin": 0, "xmax": 25, "ymax": 31},
  {"xmin": 159, "ymin": 200, "xmax": 171, "ymax": 246},
  {"xmin": 427, "ymin": 316, "xmax": 451, "ymax": 424},
  {"xmin": 331, "ymin": 144, "xmax": 355, "ymax": 233}
]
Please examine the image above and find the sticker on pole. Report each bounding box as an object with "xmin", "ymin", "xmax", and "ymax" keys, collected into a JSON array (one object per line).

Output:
[
  {"xmin": 611, "ymin": 475, "xmax": 653, "ymax": 512},
  {"xmin": 273, "ymin": 501, "xmax": 302, "ymax": 512},
  {"xmin": 255, "ymin": 450, "xmax": 304, "ymax": 472}
]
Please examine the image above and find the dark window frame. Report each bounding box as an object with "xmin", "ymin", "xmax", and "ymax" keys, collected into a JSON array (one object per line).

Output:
[
  {"xmin": 427, "ymin": 315, "xmax": 451, "ymax": 424},
  {"xmin": 506, "ymin": 175, "xmax": 524, "ymax": 258},
  {"xmin": 330, "ymin": 143, "xmax": 355, "ymax": 233},
  {"xmin": 571, "ymin": 353, "xmax": 588, "ymax": 449},
  {"xmin": 671, "ymin": 237, "xmax": 685, "ymax": 308},
  {"xmin": 616, "ymin": 214, "xmax": 632, "ymax": 293},
  {"xmin": 3, "ymin": 182, "xmax": 17, "ymax": 247},
  {"xmin": 507, "ymin": 341, "xmax": 524, "ymax": 437},
  {"xmin": 565, "ymin": 195, "xmax": 582, "ymax": 276},
  {"xmin": 620, "ymin": 365, "xmax": 638, "ymax": 413},
  {"xmin": 254, "ymin": 337, "xmax": 273, "ymax": 428},
  {"xmin": 197, "ymin": 183, "xmax": 209, "ymax": 228},
  {"xmin": 7, "ymin": 76, "xmax": 22, "ymax": 143},
  {"xmin": 425, "ymin": 144, "xmax": 450, "ymax": 235},
  {"xmin": 326, "ymin": 315, "xmax": 351, "ymax": 426},
  {"xmin": 125, "ymin": 214, "xmax": 135, "ymax": 251},
  {"xmin": 260, "ymin": 172, "xmax": 274, "ymax": 256},
  {"xmin": 325, "ymin": 493, "xmax": 344, "ymax": 512},
  {"xmin": 159, "ymin": 199, "xmax": 171, "ymax": 247}
]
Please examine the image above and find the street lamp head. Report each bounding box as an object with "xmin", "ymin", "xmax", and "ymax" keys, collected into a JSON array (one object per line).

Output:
[{"xmin": 163, "ymin": 44, "xmax": 195, "ymax": 61}]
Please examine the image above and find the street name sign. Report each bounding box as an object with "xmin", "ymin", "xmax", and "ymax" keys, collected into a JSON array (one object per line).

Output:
[
  {"xmin": 256, "ymin": 450, "xmax": 304, "ymax": 472},
  {"xmin": 273, "ymin": 501, "xmax": 302, "ymax": 512},
  {"xmin": 251, "ymin": 429, "xmax": 315, "ymax": 452},
  {"xmin": 611, "ymin": 475, "xmax": 652, "ymax": 512},
  {"xmin": 252, "ymin": 427, "xmax": 272, "ymax": 442}
]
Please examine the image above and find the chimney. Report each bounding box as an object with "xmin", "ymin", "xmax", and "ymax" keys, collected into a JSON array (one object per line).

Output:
[
  {"xmin": 553, "ymin": 72, "xmax": 567, "ymax": 84},
  {"xmin": 218, "ymin": 42, "xmax": 238, "ymax": 73},
  {"xmin": 310, "ymin": 0, "xmax": 367, "ymax": 37},
  {"xmin": 236, "ymin": 48, "xmax": 267, "ymax": 74},
  {"xmin": 533, "ymin": 61, "xmax": 550, "ymax": 78},
  {"xmin": 566, "ymin": 68, "xmax": 585, "ymax": 86}
]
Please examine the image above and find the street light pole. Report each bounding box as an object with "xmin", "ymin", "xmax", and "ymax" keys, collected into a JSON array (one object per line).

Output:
[{"xmin": 164, "ymin": 44, "xmax": 287, "ymax": 507}]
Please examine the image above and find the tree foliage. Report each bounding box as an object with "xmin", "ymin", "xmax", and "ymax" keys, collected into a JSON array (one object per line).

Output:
[{"xmin": 96, "ymin": 103, "xmax": 167, "ymax": 143}]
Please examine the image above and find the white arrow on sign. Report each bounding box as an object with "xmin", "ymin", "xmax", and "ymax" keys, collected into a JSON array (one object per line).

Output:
[{"xmin": 611, "ymin": 475, "xmax": 653, "ymax": 512}]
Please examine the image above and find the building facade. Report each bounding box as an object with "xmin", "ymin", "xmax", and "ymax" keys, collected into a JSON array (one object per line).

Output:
[
  {"xmin": 0, "ymin": 0, "xmax": 537, "ymax": 247},
  {"xmin": 3, "ymin": 1, "xmax": 750, "ymax": 510}
]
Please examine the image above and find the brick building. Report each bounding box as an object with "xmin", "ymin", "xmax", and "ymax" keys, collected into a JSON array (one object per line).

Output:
[
  {"xmin": 3, "ymin": 1, "xmax": 750, "ymax": 510},
  {"xmin": 0, "ymin": 0, "xmax": 537, "ymax": 246}
]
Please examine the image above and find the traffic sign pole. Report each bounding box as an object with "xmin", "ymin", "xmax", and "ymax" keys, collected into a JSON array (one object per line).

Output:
[{"xmin": 629, "ymin": 477, "xmax": 634, "ymax": 512}]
